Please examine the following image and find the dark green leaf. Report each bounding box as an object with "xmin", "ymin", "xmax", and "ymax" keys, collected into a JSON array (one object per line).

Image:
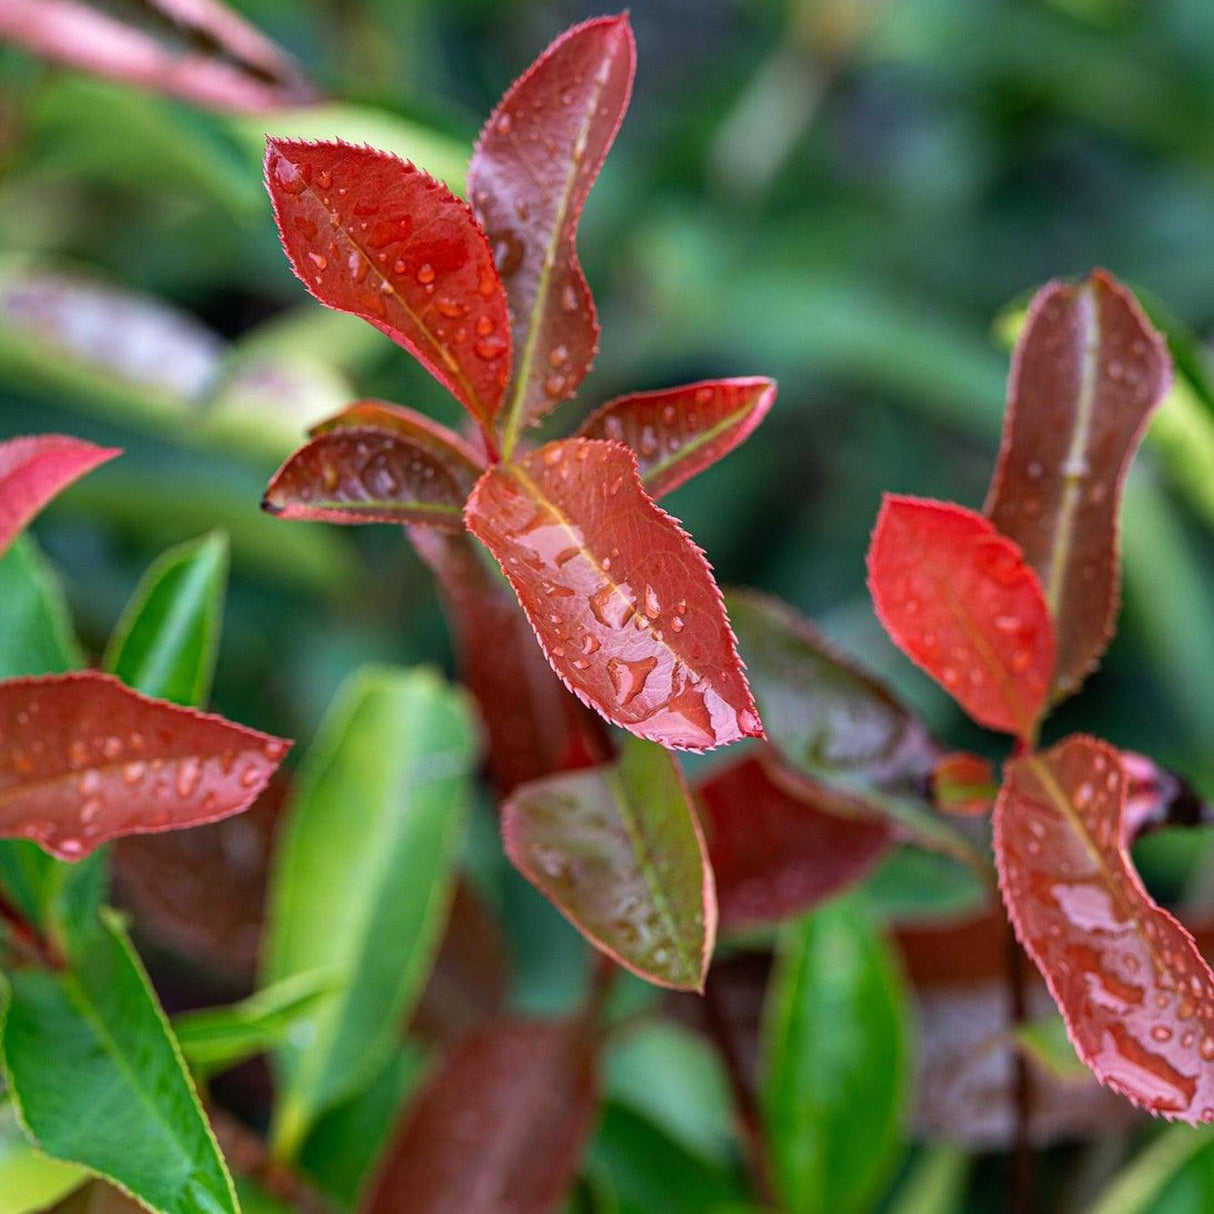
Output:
[{"xmin": 0, "ymin": 535, "xmax": 82, "ymax": 679}]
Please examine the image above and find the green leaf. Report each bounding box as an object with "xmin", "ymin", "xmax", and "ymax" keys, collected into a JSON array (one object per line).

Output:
[
  {"xmin": 1012, "ymin": 1014, "xmax": 1088, "ymax": 1083},
  {"xmin": 173, "ymin": 970, "xmax": 335, "ymax": 1081},
  {"xmin": 1086, "ymin": 1125, "xmax": 1214, "ymax": 1214},
  {"xmin": 0, "ymin": 535, "xmax": 83, "ymax": 679},
  {"xmin": 761, "ymin": 899, "xmax": 908, "ymax": 1214},
  {"xmin": 0, "ymin": 1103, "xmax": 88, "ymax": 1214},
  {"xmin": 887, "ymin": 1146, "xmax": 969, "ymax": 1214},
  {"xmin": 104, "ymin": 533, "xmax": 229, "ymax": 707},
  {"xmin": 0, "ymin": 911, "xmax": 238, "ymax": 1214},
  {"xmin": 264, "ymin": 666, "xmax": 479, "ymax": 1159}
]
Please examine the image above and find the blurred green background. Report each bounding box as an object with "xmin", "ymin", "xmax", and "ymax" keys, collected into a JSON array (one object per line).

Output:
[{"xmin": 2, "ymin": 0, "xmax": 1213, "ymax": 809}]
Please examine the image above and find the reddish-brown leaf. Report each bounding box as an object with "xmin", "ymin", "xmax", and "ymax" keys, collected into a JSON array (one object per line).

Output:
[
  {"xmin": 262, "ymin": 426, "xmax": 481, "ymax": 528},
  {"xmin": 995, "ymin": 735, "xmax": 1214, "ymax": 1122},
  {"xmin": 578, "ymin": 378, "xmax": 776, "ymax": 499},
  {"xmin": 0, "ymin": 0, "xmax": 313, "ymax": 112},
  {"xmin": 985, "ymin": 271, "xmax": 1171, "ymax": 698},
  {"xmin": 867, "ymin": 495, "xmax": 1055, "ymax": 739},
  {"xmin": 408, "ymin": 527, "xmax": 608, "ymax": 792},
  {"xmin": 364, "ymin": 1017, "xmax": 598, "ymax": 1214},
  {"xmin": 932, "ymin": 752, "xmax": 997, "ymax": 817},
  {"xmin": 1121, "ymin": 750, "xmax": 1210, "ymax": 842},
  {"xmin": 308, "ymin": 399, "xmax": 488, "ymax": 463},
  {"xmin": 0, "ymin": 672, "xmax": 290, "ymax": 861},
  {"xmin": 697, "ymin": 753, "xmax": 892, "ymax": 932},
  {"xmin": 0, "ymin": 435, "xmax": 120, "ymax": 557},
  {"xmin": 467, "ymin": 15, "xmax": 636, "ymax": 449},
  {"xmin": 265, "ymin": 139, "xmax": 512, "ymax": 432},
  {"xmin": 464, "ymin": 438, "xmax": 763, "ymax": 751}
]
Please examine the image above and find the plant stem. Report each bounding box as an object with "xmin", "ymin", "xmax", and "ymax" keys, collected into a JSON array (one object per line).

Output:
[{"xmin": 0, "ymin": 888, "xmax": 62, "ymax": 969}]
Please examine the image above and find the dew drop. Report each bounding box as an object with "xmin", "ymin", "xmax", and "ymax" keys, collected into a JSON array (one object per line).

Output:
[
  {"xmin": 416, "ymin": 263, "xmax": 436, "ymax": 285},
  {"xmin": 495, "ymin": 112, "xmax": 513, "ymax": 135},
  {"xmin": 307, "ymin": 252, "xmax": 328, "ymax": 270},
  {"xmin": 606, "ymin": 656, "xmax": 658, "ymax": 706}
]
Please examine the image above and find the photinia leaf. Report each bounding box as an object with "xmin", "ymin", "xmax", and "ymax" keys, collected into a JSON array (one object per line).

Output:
[
  {"xmin": 697, "ymin": 753, "xmax": 893, "ymax": 932},
  {"xmin": 0, "ymin": 0, "xmax": 313, "ymax": 113},
  {"xmin": 985, "ymin": 271, "xmax": 1171, "ymax": 698},
  {"xmin": 0, "ymin": 435, "xmax": 120, "ymax": 559},
  {"xmin": 995, "ymin": 735, "xmax": 1214, "ymax": 1122},
  {"xmin": 0, "ymin": 672, "xmax": 289, "ymax": 860},
  {"xmin": 465, "ymin": 438, "xmax": 762, "ymax": 751},
  {"xmin": 1121, "ymin": 750, "xmax": 1209, "ymax": 842},
  {"xmin": 726, "ymin": 588, "xmax": 939, "ymax": 793},
  {"xmin": 867, "ymin": 495, "xmax": 1055, "ymax": 739},
  {"xmin": 103, "ymin": 532, "xmax": 228, "ymax": 707},
  {"xmin": 0, "ymin": 911, "xmax": 238, "ymax": 1214},
  {"xmin": 308, "ymin": 397, "xmax": 489, "ymax": 457},
  {"xmin": 363, "ymin": 1017, "xmax": 599, "ymax": 1214},
  {"xmin": 468, "ymin": 15, "xmax": 636, "ymax": 451},
  {"xmin": 0, "ymin": 535, "xmax": 84, "ymax": 679},
  {"xmin": 264, "ymin": 138, "xmax": 512, "ymax": 433},
  {"xmin": 579, "ymin": 378, "xmax": 777, "ymax": 499},
  {"xmin": 502, "ymin": 736, "xmax": 716, "ymax": 992},
  {"xmin": 931, "ymin": 752, "xmax": 997, "ymax": 817}
]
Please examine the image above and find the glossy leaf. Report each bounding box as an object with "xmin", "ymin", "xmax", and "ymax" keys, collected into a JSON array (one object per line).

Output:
[
  {"xmin": 867, "ymin": 495, "xmax": 1055, "ymax": 739},
  {"xmin": 364, "ymin": 1017, "xmax": 598, "ymax": 1214},
  {"xmin": 468, "ymin": 15, "xmax": 635, "ymax": 449},
  {"xmin": 0, "ymin": 435, "xmax": 119, "ymax": 559},
  {"xmin": 931, "ymin": 752, "xmax": 997, "ymax": 817},
  {"xmin": 262, "ymin": 427, "xmax": 478, "ymax": 528},
  {"xmin": 697, "ymin": 753, "xmax": 892, "ymax": 932},
  {"xmin": 265, "ymin": 666, "xmax": 478, "ymax": 1158},
  {"xmin": 0, "ymin": 535, "xmax": 83, "ymax": 679},
  {"xmin": 762, "ymin": 900, "xmax": 908, "ymax": 1214},
  {"xmin": 0, "ymin": 672, "xmax": 289, "ymax": 860},
  {"xmin": 465, "ymin": 439, "xmax": 762, "ymax": 750},
  {"xmin": 265, "ymin": 138, "xmax": 512, "ymax": 432},
  {"xmin": 0, "ymin": 0, "xmax": 313, "ymax": 112},
  {"xmin": 726, "ymin": 588, "xmax": 938, "ymax": 791},
  {"xmin": 309, "ymin": 398, "xmax": 488, "ymax": 458},
  {"xmin": 985, "ymin": 271, "xmax": 1171, "ymax": 697},
  {"xmin": 579, "ymin": 378, "xmax": 776, "ymax": 499},
  {"xmin": 995, "ymin": 735, "xmax": 1214, "ymax": 1122},
  {"xmin": 0, "ymin": 911, "xmax": 237, "ymax": 1214},
  {"xmin": 103, "ymin": 532, "xmax": 228, "ymax": 707},
  {"xmin": 503, "ymin": 736, "xmax": 716, "ymax": 991}
]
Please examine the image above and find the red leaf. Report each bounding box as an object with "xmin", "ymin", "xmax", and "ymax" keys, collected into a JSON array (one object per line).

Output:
[
  {"xmin": 1121, "ymin": 750, "xmax": 1209, "ymax": 842},
  {"xmin": 578, "ymin": 378, "xmax": 776, "ymax": 499},
  {"xmin": 468, "ymin": 15, "xmax": 635, "ymax": 449},
  {"xmin": 995, "ymin": 735, "xmax": 1214, "ymax": 1122},
  {"xmin": 0, "ymin": 435, "xmax": 120, "ymax": 558},
  {"xmin": 0, "ymin": 0, "xmax": 313, "ymax": 112},
  {"xmin": 867, "ymin": 495, "xmax": 1055, "ymax": 739},
  {"xmin": 503, "ymin": 737, "xmax": 716, "ymax": 991},
  {"xmin": 697, "ymin": 753, "xmax": 892, "ymax": 932},
  {"xmin": 265, "ymin": 139, "xmax": 512, "ymax": 433},
  {"xmin": 931, "ymin": 752, "xmax": 997, "ymax": 817},
  {"xmin": 464, "ymin": 438, "xmax": 763, "ymax": 751},
  {"xmin": 986, "ymin": 271, "xmax": 1171, "ymax": 698},
  {"xmin": 364, "ymin": 1017, "xmax": 598, "ymax": 1214},
  {"xmin": 308, "ymin": 399, "xmax": 488, "ymax": 464},
  {"xmin": 408, "ymin": 527, "xmax": 608, "ymax": 792},
  {"xmin": 0, "ymin": 672, "xmax": 290, "ymax": 861}
]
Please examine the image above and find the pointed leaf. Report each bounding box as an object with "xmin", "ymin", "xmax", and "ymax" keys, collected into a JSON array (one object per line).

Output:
[
  {"xmin": 364, "ymin": 1017, "xmax": 598, "ymax": 1214},
  {"xmin": 262, "ymin": 427, "xmax": 478, "ymax": 528},
  {"xmin": 465, "ymin": 438, "xmax": 762, "ymax": 751},
  {"xmin": 867, "ymin": 495, "xmax": 1055, "ymax": 738},
  {"xmin": 931, "ymin": 752, "xmax": 997, "ymax": 817},
  {"xmin": 726, "ymin": 588, "xmax": 939, "ymax": 792},
  {"xmin": 697, "ymin": 753, "xmax": 892, "ymax": 932},
  {"xmin": 762, "ymin": 899, "xmax": 909, "ymax": 1214},
  {"xmin": 995, "ymin": 735, "xmax": 1214, "ymax": 1122},
  {"xmin": 265, "ymin": 138, "xmax": 512, "ymax": 431},
  {"xmin": 0, "ymin": 535, "xmax": 83, "ymax": 679},
  {"xmin": 985, "ymin": 271, "xmax": 1171, "ymax": 697},
  {"xmin": 468, "ymin": 15, "xmax": 636, "ymax": 448},
  {"xmin": 265, "ymin": 667, "xmax": 479, "ymax": 1158},
  {"xmin": 104, "ymin": 532, "xmax": 228, "ymax": 706},
  {"xmin": 580, "ymin": 378, "xmax": 776, "ymax": 498},
  {"xmin": 0, "ymin": 435, "xmax": 119, "ymax": 559},
  {"xmin": 503, "ymin": 736, "xmax": 716, "ymax": 991},
  {"xmin": 0, "ymin": 911, "xmax": 238, "ymax": 1214},
  {"xmin": 1120, "ymin": 750, "xmax": 1209, "ymax": 842},
  {"xmin": 0, "ymin": 672, "xmax": 289, "ymax": 860}
]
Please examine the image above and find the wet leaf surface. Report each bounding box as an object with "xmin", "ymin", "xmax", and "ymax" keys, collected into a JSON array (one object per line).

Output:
[
  {"xmin": 503, "ymin": 737, "xmax": 715, "ymax": 991},
  {"xmin": 697, "ymin": 753, "xmax": 892, "ymax": 932},
  {"xmin": 0, "ymin": 672, "xmax": 289, "ymax": 860},
  {"xmin": 985, "ymin": 271, "xmax": 1171, "ymax": 698},
  {"xmin": 580, "ymin": 378, "xmax": 776, "ymax": 499},
  {"xmin": 468, "ymin": 15, "xmax": 635, "ymax": 448},
  {"xmin": 465, "ymin": 438, "xmax": 762, "ymax": 751},
  {"xmin": 364, "ymin": 1017, "xmax": 598, "ymax": 1214},
  {"xmin": 0, "ymin": 435, "xmax": 120, "ymax": 559},
  {"xmin": 265, "ymin": 139, "xmax": 511, "ymax": 431},
  {"xmin": 995, "ymin": 735, "xmax": 1214, "ymax": 1122},
  {"xmin": 867, "ymin": 495, "xmax": 1055, "ymax": 739}
]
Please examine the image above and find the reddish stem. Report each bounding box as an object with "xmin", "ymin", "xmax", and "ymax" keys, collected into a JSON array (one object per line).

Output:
[{"xmin": 0, "ymin": 888, "xmax": 63, "ymax": 969}]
